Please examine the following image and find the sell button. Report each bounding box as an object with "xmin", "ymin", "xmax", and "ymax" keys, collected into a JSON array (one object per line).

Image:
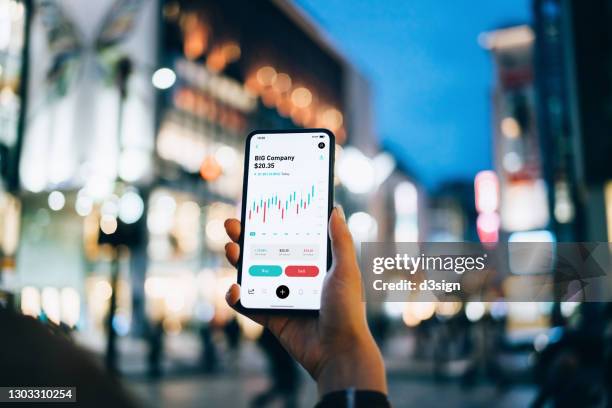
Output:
[
  {"xmin": 285, "ymin": 265, "xmax": 319, "ymax": 277},
  {"xmin": 249, "ymin": 265, "xmax": 282, "ymax": 277}
]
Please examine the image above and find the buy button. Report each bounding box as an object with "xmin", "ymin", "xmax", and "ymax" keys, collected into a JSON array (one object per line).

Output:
[{"xmin": 285, "ymin": 265, "xmax": 319, "ymax": 277}]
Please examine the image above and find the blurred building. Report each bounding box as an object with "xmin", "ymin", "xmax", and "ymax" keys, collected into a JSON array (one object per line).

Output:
[
  {"xmin": 482, "ymin": 25, "xmax": 551, "ymax": 242},
  {"xmin": 14, "ymin": 0, "xmax": 159, "ymax": 343},
  {"xmin": 534, "ymin": 0, "xmax": 612, "ymax": 244},
  {"xmin": 532, "ymin": 0, "xmax": 580, "ymax": 242},
  {"xmin": 532, "ymin": 0, "xmax": 612, "ymax": 307},
  {"xmin": 481, "ymin": 8, "xmax": 612, "ymax": 335},
  {"xmin": 149, "ymin": 0, "xmax": 376, "ymax": 338},
  {"xmin": 480, "ymin": 25, "xmax": 556, "ymax": 340}
]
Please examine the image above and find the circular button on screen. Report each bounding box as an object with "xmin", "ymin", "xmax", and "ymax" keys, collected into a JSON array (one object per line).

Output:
[{"xmin": 276, "ymin": 285, "xmax": 290, "ymax": 299}]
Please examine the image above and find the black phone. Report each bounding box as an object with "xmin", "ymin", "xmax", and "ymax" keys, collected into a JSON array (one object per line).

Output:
[{"xmin": 236, "ymin": 129, "xmax": 335, "ymax": 313}]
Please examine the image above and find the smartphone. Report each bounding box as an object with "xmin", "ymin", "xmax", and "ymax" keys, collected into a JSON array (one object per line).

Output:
[{"xmin": 237, "ymin": 129, "xmax": 335, "ymax": 313}]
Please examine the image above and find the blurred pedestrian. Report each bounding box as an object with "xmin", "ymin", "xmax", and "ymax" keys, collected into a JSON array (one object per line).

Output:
[
  {"xmin": 224, "ymin": 316, "xmax": 241, "ymax": 370},
  {"xmin": 147, "ymin": 319, "xmax": 164, "ymax": 379},
  {"xmin": 532, "ymin": 304, "xmax": 608, "ymax": 408},
  {"xmin": 224, "ymin": 316, "xmax": 241, "ymax": 350},
  {"xmin": 252, "ymin": 328, "xmax": 300, "ymax": 408},
  {"xmin": 199, "ymin": 322, "xmax": 219, "ymax": 373},
  {"xmin": 461, "ymin": 312, "xmax": 504, "ymax": 387}
]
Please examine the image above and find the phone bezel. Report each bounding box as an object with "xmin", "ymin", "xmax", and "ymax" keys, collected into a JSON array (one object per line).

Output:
[{"xmin": 235, "ymin": 128, "xmax": 335, "ymax": 315}]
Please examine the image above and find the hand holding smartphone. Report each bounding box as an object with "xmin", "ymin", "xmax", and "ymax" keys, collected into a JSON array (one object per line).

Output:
[
  {"xmin": 224, "ymin": 208, "xmax": 388, "ymax": 396},
  {"xmin": 227, "ymin": 129, "xmax": 386, "ymax": 395},
  {"xmin": 237, "ymin": 129, "xmax": 335, "ymax": 312}
]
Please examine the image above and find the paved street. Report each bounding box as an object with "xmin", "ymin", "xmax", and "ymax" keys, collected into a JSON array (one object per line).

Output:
[
  {"xmin": 123, "ymin": 338, "xmax": 536, "ymax": 408},
  {"xmin": 127, "ymin": 372, "xmax": 535, "ymax": 408}
]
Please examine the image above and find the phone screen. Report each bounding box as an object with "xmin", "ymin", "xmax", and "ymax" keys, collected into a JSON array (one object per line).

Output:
[{"xmin": 239, "ymin": 130, "xmax": 333, "ymax": 310}]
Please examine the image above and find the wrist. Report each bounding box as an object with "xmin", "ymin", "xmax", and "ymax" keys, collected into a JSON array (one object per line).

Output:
[{"xmin": 315, "ymin": 335, "xmax": 387, "ymax": 398}]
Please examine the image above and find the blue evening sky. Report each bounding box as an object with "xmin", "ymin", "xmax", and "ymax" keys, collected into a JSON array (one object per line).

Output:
[{"xmin": 294, "ymin": 0, "xmax": 531, "ymax": 189}]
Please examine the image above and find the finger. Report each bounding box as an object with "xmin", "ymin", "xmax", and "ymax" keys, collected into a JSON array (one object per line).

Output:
[
  {"xmin": 225, "ymin": 283, "xmax": 242, "ymax": 307},
  {"xmin": 224, "ymin": 218, "xmax": 241, "ymax": 243},
  {"xmin": 329, "ymin": 206, "xmax": 357, "ymax": 268},
  {"xmin": 225, "ymin": 242, "xmax": 240, "ymax": 267},
  {"xmin": 225, "ymin": 284, "xmax": 269, "ymax": 327}
]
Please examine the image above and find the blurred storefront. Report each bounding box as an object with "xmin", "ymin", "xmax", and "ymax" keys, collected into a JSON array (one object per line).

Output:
[
  {"xmin": 13, "ymin": 0, "xmax": 159, "ymax": 351},
  {"xmin": 0, "ymin": 0, "xmax": 28, "ymax": 303}
]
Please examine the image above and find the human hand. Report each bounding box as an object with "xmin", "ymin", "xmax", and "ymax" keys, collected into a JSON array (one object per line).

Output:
[{"xmin": 224, "ymin": 207, "xmax": 387, "ymax": 396}]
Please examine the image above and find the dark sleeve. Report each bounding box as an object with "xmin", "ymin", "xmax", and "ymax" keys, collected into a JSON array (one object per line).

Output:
[
  {"xmin": 315, "ymin": 389, "xmax": 391, "ymax": 408},
  {"xmin": 0, "ymin": 308, "xmax": 140, "ymax": 408}
]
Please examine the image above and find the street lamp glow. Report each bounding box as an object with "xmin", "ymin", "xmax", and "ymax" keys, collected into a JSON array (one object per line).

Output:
[
  {"xmin": 85, "ymin": 175, "xmax": 114, "ymax": 200},
  {"xmin": 394, "ymin": 181, "xmax": 418, "ymax": 215},
  {"xmin": 337, "ymin": 147, "xmax": 375, "ymax": 194},
  {"xmin": 501, "ymin": 117, "xmax": 521, "ymax": 139},
  {"xmin": 465, "ymin": 301, "xmax": 486, "ymax": 322},
  {"xmin": 373, "ymin": 152, "xmax": 396, "ymax": 186},
  {"xmin": 152, "ymin": 68, "xmax": 176, "ymax": 90},
  {"xmin": 75, "ymin": 193, "xmax": 93, "ymax": 217},
  {"xmin": 347, "ymin": 211, "xmax": 378, "ymax": 242},
  {"xmin": 119, "ymin": 190, "xmax": 145, "ymax": 224},
  {"xmin": 20, "ymin": 286, "xmax": 41, "ymax": 317},
  {"xmin": 48, "ymin": 191, "xmax": 65, "ymax": 211},
  {"xmin": 119, "ymin": 149, "xmax": 150, "ymax": 182},
  {"xmin": 100, "ymin": 215, "xmax": 118, "ymax": 235},
  {"xmin": 214, "ymin": 145, "xmax": 237, "ymax": 170},
  {"xmin": 60, "ymin": 287, "xmax": 80, "ymax": 327},
  {"xmin": 41, "ymin": 287, "xmax": 61, "ymax": 325},
  {"xmin": 383, "ymin": 302, "xmax": 405, "ymax": 318}
]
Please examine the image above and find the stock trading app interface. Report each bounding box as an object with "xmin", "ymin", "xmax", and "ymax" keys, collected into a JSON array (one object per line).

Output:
[{"xmin": 241, "ymin": 132, "xmax": 331, "ymax": 310}]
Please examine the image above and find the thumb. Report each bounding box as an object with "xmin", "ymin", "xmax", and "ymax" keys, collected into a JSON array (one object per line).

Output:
[{"xmin": 329, "ymin": 206, "xmax": 358, "ymax": 271}]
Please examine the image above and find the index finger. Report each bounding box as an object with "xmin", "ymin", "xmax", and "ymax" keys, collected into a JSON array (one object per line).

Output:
[{"xmin": 224, "ymin": 218, "xmax": 241, "ymax": 243}]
